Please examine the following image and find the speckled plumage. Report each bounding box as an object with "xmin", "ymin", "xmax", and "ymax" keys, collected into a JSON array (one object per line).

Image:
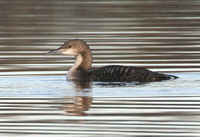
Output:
[
  {"xmin": 88, "ymin": 65, "xmax": 178, "ymax": 82},
  {"xmin": 48, "ymin": 39, "xmax": 179, "ymax": 82}
]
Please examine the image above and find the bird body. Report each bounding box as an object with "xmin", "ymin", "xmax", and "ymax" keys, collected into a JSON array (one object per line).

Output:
[
  {"xmin": 88, "ymin": 65, "xmax": 178, "ymax": 82},
  {"xmin": 48, "ymin": 39, "xmax": 178, "ymax": 82}
]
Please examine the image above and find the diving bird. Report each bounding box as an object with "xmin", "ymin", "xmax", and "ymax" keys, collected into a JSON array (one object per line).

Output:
[{"xmin": 48, "ymin": 39, "xmax": 178, "ymax": 82}]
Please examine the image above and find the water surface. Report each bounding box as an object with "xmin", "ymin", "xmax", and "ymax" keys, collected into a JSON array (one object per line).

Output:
[
  {"xmin": 1, "ymin": 0, "xmax": 200, "ymax": 136},
  {"xmin": 0, "ymin": 73, "xmax": 199, "ymax": 97},
  {"xmin": 0, "ymin": 73, "xmax": 200, "ymax": 136}
]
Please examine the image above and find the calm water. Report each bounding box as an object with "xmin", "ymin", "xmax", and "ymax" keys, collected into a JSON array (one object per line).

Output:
[
  {"xmin": 1, "ymin": 73, "xmax": 200, "ymax": 136},
  {"xmin": 1, "ymin": 0, "xmax": 200, "ymax": 136},
  {"xmin": 0, "ymin": 73, "xmax": 200, "ymax": 136}
]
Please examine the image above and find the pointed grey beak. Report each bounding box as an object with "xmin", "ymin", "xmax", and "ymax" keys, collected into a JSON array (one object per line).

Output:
[{"xmin": 47, "ymin": 49, "xmax": 63, "ymax": 55}]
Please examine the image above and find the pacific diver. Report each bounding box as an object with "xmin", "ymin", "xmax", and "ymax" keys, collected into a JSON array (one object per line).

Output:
[{"xmin": 48, "ymin": 39, "xmax": 179, "ymax": 82}]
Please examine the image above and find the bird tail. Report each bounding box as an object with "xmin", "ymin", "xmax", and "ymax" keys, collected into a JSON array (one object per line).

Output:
[
  {"xmin": 155, "ymin": 73, "xmax": 179, "ymax": 81},
  {"xmin": 168, "ymin": 74, "xmax": 179, "ymax": 79}
]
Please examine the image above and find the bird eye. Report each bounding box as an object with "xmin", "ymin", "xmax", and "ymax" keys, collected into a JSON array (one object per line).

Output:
[{"xmin": 68, "ymin": 45, "xmax": 72, "ymax": 48}]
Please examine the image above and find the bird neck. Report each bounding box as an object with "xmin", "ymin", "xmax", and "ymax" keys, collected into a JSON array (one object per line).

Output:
[{"xmin": 71, "ymin": 50, "xmax": 92, "ymax": 72}]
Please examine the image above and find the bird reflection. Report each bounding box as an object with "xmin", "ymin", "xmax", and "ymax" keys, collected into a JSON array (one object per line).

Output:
[{"xmin": 61, "ymin": 81, "xmax": 93, "ymax": 116}]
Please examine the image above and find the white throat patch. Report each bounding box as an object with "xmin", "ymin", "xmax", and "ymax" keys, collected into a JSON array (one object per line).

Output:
[{"xmin": 62, "ymin": 49, "xmax": 78, "ymax": 56}]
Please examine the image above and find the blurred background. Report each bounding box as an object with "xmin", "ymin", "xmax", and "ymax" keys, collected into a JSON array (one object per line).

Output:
[
  {"xmin": 1, "ymin": 1, "xmax": 200, "ymax": 136},
  {"xmin": 1, "ymin": 0, "xmax": 200, "ymax": 76}
]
